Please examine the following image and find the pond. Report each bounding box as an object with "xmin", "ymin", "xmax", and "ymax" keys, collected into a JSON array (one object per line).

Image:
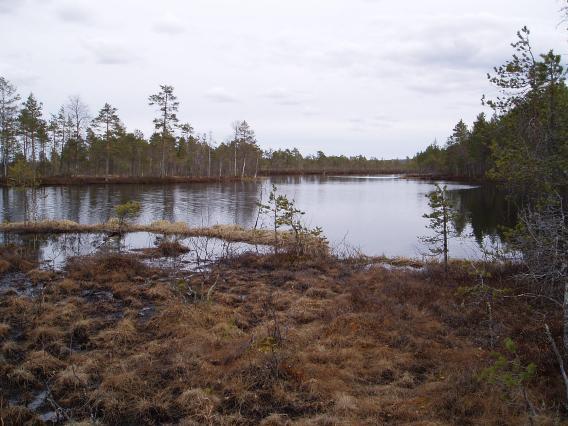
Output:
[{"xmin": 0, "ymin": 175, "xmax": 516, "ymax": 260}]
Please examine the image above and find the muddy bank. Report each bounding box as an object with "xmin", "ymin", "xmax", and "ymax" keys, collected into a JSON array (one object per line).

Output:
[{"xmin": 0, "ymin": 245, "xmax": 564, "ymax": 425}]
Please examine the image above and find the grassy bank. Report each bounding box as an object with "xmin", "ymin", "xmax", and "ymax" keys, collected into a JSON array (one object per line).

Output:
[
  {"xmin": 0, "ymin": 245, "xmax": 564, "ymax": 425},
  {"xmin": 0, "ymin": 220, "xmax": 328, "ymax": 255}
]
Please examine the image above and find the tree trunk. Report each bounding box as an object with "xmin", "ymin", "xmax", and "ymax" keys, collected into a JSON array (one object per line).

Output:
[
  {"xmin": 161, "ymin": 93, "xmax": 168, "ymax": 178},
  {"xmin": 443, "ymin": 204, "xmax": 448, "ymax": 273},
  {"xmin": 161, "ymin": 132, "xmax": 166, "ymax": 178},
  {"xmin": 208, "ymin": 147, "xmax": 211, "ymax": 177},
  {"xmin": 105, "ymin": 121, "xmax": 110, "ymax": 181},
  {"xmin": 234, "ymin": 143, "xmax": 237, "ymax": 177},
  {"xmin": 31, "ymin": 133, "xmax": 36, "ymax": 182},
  {"xmin": 564, "ymin": 281, "xmax": 568, "ymax": 356}
]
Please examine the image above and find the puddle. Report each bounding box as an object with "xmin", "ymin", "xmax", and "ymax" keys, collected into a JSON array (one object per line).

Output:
[
  {"xmin": 26, "ymin": 389, "xmax": 59, "ymax": 423},
  {"xmin": 0, "ymin": 232, "xmax": 271, "ymax": 271},
  {"xmin": 0, "ymin": 272, "xmax": 42, "ymax": 298},
  {"xmin": 365, "ymin": 262, "xmax": 425, "ymax": 272},
  {"xmin": 138, "ymin": 305, "xmax": 156, "ymax": 321}
]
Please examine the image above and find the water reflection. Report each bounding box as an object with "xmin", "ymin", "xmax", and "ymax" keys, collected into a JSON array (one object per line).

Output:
[
  {"xmin": 0, "ymin": 176, "xmax": 515, "ymax": 258},
  {"xmin": 0, "ymin": 232, "xmax": 269, "ymax": 271}
]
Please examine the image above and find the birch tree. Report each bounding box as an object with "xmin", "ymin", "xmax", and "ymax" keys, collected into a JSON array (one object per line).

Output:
[{"xmin": 66, "ymin": 96, "xmax": 90, "ymax": 174}]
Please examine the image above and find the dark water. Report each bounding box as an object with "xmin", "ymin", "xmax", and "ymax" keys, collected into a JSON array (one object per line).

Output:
[{"xmin": 0, "ymin": 175, "xmax": 516, "ymax": 259}]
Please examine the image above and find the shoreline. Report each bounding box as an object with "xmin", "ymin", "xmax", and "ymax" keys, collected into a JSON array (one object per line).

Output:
[
  {"xmin": 401, "ymin": 173, "xmax": 491, "ymax": 184},
  {"xmin": 0, "ymin": 171, "xmax": 493, "ymax": 187}
]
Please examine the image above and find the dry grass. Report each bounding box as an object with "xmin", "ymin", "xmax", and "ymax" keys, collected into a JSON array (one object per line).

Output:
[
  {"xmin": 0, "ymin": 219, "xmax": 328, "ymax": 255},
  {"xmin": 0, "ymin": 248, "xmax": 565, "ymax": 425}
]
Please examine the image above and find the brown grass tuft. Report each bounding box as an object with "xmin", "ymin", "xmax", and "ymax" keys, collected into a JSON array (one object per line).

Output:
[
  {"xmin": 22, "ymin": 350, "xmax": 65, "ymax": 379},
  {"xmin": 0, "ymin": 249, "xmax": 562, "ymax": 424},
  {"xmin": 176, "ymin": 388, "xmax": 220, "ymax": 417},
  {"xmin": 26, "ymin": 268, "xmax": 56, "ymax": 283},
  {"xmin": 6, "ymin": 366, "xmax": 38, "ymax": 387},
  {"xmin": 55, "ymin": 364, "xmax": 89, "ymax": 389},
  {"xmin": 57, "ymin": 278, "xmax": 80, "ymax": 294},
  {"xmin": 0, "ymin": 322, "xmax": 10, "ymax": 339},
  {"xmin": 0, "ymin": 258, "xmax": 11, "ymax": 274},
  {"xmin": 94, "ymin": 319, "xmax": 138, "ymax": 347},
  {"xmin": 0, "ymin": 405, "xmax": 39, "ymax": 425}
]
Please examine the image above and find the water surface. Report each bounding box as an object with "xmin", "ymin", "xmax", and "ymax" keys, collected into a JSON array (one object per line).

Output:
[{"xmin": 0, "ymin": 175, "xmax": 515, "ymax": 259}]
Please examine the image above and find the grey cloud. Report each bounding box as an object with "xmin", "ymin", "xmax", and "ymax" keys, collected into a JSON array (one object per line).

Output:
[
  {"xmin": 389, "ymin": 14, "xmax": 521, "ymax": 71},
  {"xmin": 300, "ymin": 106, "xmax": 320, "ymax": 116},
  {"xmin": 56, "ymin": 2, "xmax": 93, "ymax": 24},
  {"xmin": 154, "ymin": 13, "xmax": 185, "ymax": 35},
  {"xmin": 204, "ymin": 87, "xmax": 239, "ymax": 103},
  {"xmin": 262, "ymin": 88, "xmax": 308, "ymax": 106},
  {"xmin": 371, "ymin": 114, "xmax": 397, "ymax": 124},
  {"xmin": 305, "ymin": 14, "xmax": 519, "ymax": 80},
  {"xmin": 83, "ymin": 40, "xmax": 139, "ymax": 65},
  {"xmin": 348, "ymin": 115, "xmax": 396, "ymax": 131},
  {"xmin": 406, "ymin": 74, "xmax": 479, "ymax": 95},
  {"xmin": 0, "ymin": 64, "xmax": 39, "ymax": 87},
  {"xmin": 0, "ymin": 0, "xmax": 23, "ymax": 14}
]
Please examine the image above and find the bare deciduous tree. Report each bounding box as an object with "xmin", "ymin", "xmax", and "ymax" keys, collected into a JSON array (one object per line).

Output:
[{"xmin": 66, "ymin": 96, "xmax": 90, "ymax": 174}]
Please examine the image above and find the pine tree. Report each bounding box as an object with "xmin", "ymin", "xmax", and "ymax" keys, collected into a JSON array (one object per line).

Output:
[
  {"xmin": 148, "ymin": 85, "xmax": 179, "ymax": 177},
  {"xmin": 20, "ymin": 93, "xmax": 44, "ymax": 181},
  {"xmin": 420, "ymin": 184, "xmax": 457, "ymax": 273},
  {"xmin": 92, "ymin": 103, "xmax": 123, "ymax": 180},
  {"xmin": 0, "ymin": 77, "xmax": 20, "ymax": 177}
]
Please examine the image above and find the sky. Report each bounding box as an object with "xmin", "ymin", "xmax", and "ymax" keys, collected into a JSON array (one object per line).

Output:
[{"xmin": 0, "ymin": 0, "xmax": 566, "ymax": 159}]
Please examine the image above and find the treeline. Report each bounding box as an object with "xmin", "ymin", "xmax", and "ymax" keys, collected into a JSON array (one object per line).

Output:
[
  {"xmin": 0, "ymin": 81, "xmax": 407, "ymax": 185},
  {"xmin": 413, "ymin": 114, "xmax": 494, "ymax": 178},
  {"xmin": 414, "ymin": 31, "xmax": 568, "ymax": 184},
  {"xmin": 426, "ymin": 26, "xmax": 568, "ymax": 370}
]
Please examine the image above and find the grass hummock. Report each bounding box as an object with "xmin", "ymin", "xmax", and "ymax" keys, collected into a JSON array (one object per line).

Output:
[{"xmin": 0, "ymin": 243, "xmax": 564, "ymax": 424}]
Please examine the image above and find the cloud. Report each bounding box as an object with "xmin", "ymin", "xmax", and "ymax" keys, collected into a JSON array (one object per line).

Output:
[
  {"xmin": 55, "ymin": 1, "xmax": 93, "ymax": 24},
  {"xmin": 154, "ymin": 13, "xmax": 185, "ymax": 35},
  {"xmin": 204, "ymin": 87, "xmax": 239, "ymax": 103},
  {"xmin": 0, "ymin": 0, "xmax": 23, "ymax": 14},
  {"xmin": 83, "ymin": 40, "xmax": 139, "ymax": 65},
  {"xmin": 300, "ymin": 106, "xmax": 320, "ymax": 116},
  {"xmin": 0, "ymin": 64, "xmax": 39, "ymax": 87},
  {"xmin": 347, "ymin": 115, "xmax": 397, "ymax": 131},
  {"xmin": 387, "ymin": 14, "xmax": 520, "ymax": 72},
  {"xmin": 262, "ymin": 88, "xmax": 307, "ymax": 106},
  {"xmin": 371, "ymin": 114, "xmax": 397, "ymax": 125}
]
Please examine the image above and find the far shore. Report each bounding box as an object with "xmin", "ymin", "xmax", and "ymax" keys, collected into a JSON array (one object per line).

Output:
[{"xmin": 0, "ymin": 171, "xmax": 489, "ymax": 187}]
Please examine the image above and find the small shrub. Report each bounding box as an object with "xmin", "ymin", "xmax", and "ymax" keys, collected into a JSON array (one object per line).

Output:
[{"xmin": 114, "ymin": 201, "xmax": 141, "ymax": 229}]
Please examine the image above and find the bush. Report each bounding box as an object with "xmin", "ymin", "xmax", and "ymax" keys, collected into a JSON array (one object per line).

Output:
[{"xmin": 114, "ymin": 201, "xmax": 141, "ymax": 229}]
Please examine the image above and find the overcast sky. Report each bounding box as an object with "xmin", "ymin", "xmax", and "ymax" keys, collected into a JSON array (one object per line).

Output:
[{"xmin": 1, "ymin": 0, "xmax": 566, "ymax": 158}]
